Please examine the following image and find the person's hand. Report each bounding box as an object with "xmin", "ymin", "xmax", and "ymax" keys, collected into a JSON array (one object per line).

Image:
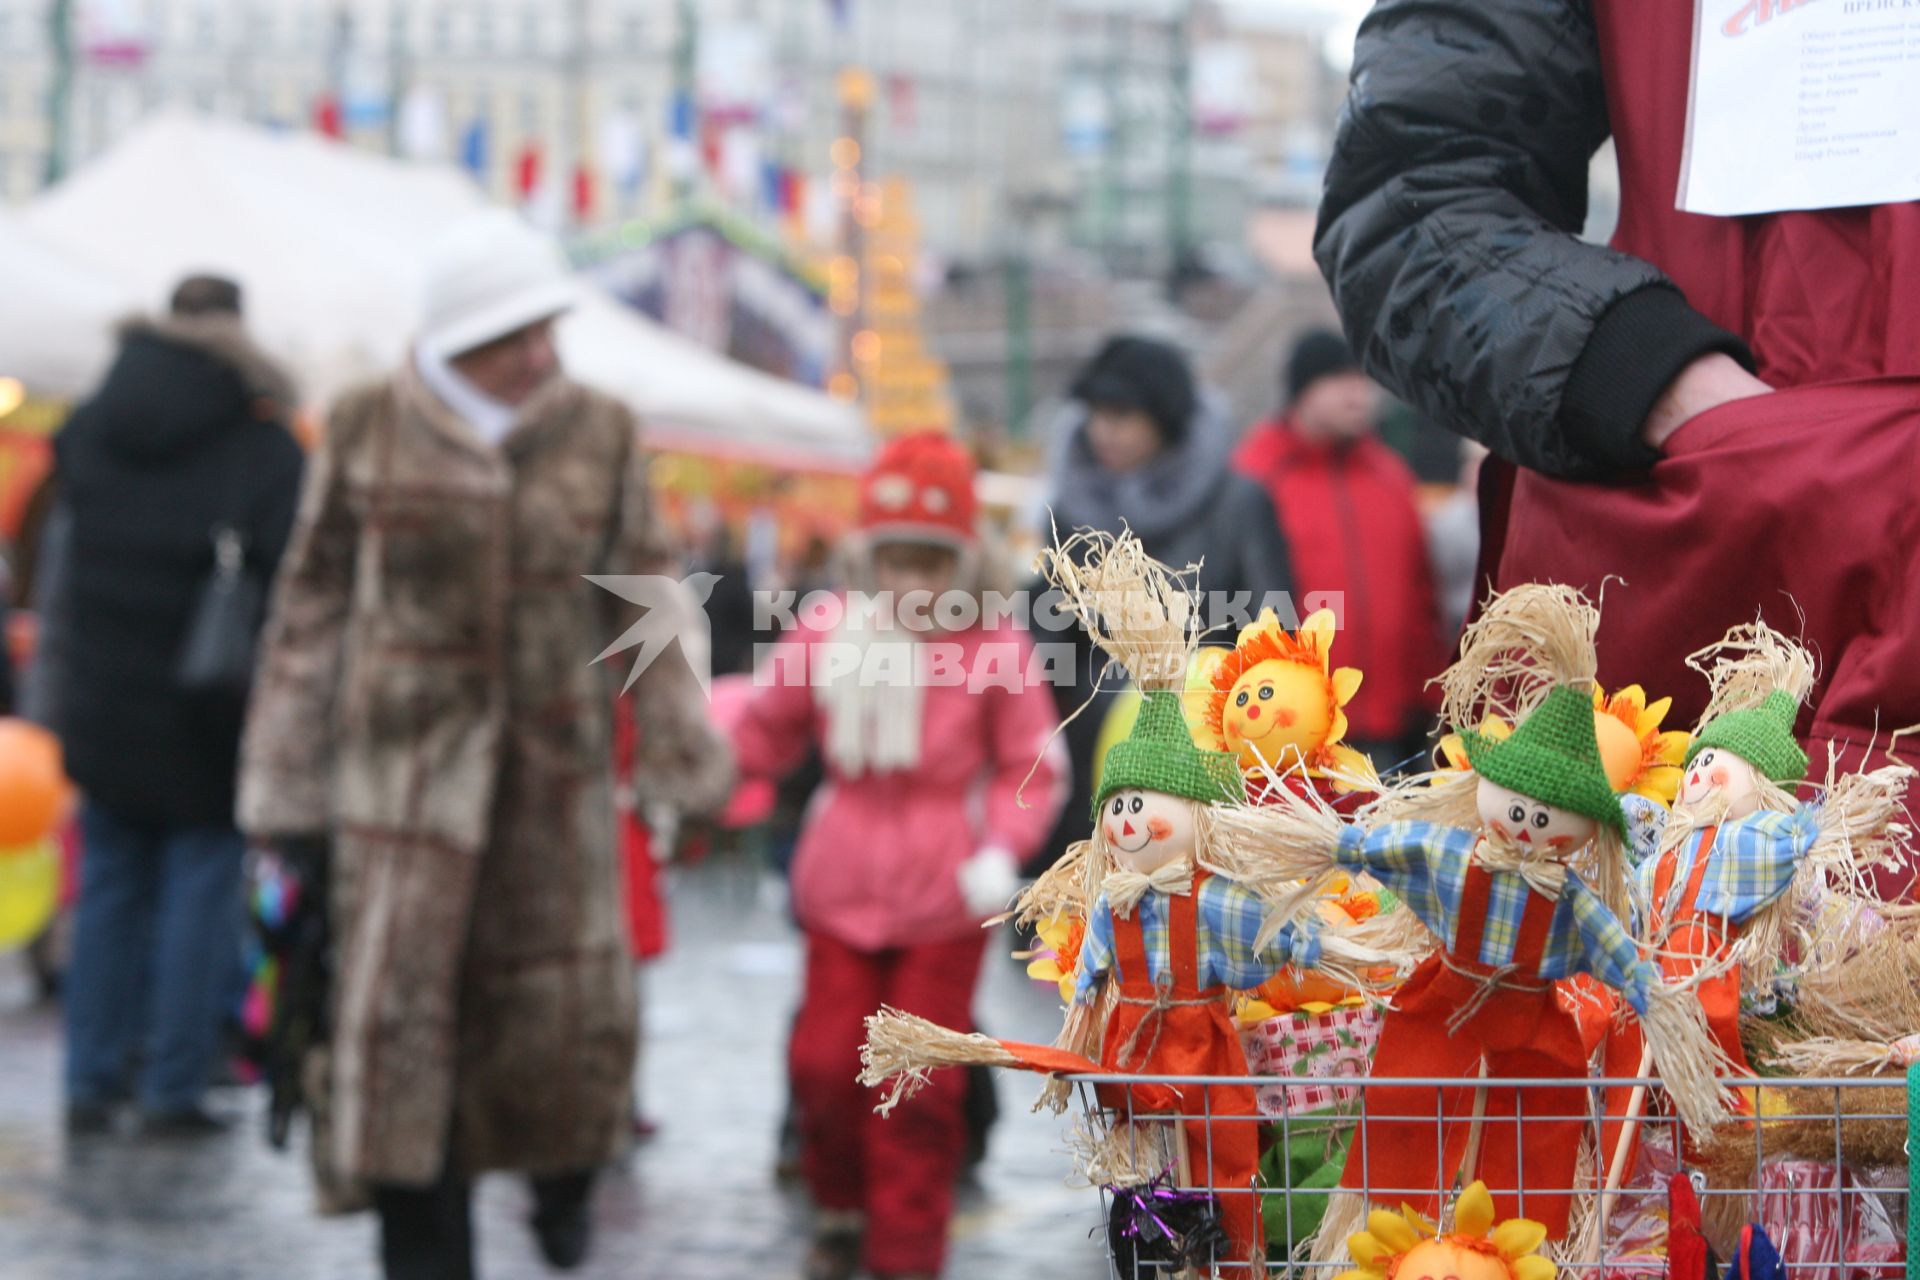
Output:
[
  {"xmin": 957, "ymin": 845, "xmax": 1021, "ymax": 918},
  {"xmin": 1640, "ymin": 353, "xmax": 1774, "ymax": 452}
]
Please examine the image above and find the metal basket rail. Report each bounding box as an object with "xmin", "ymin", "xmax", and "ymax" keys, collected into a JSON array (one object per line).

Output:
[{"xmin": 1067, "ymin": 1071, "xmax": 1910, "ymax": 1279}]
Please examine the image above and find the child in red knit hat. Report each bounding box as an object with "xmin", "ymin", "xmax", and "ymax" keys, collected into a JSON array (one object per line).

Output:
[{"xmin": 732, "ymin": 433, "xmax": 1068, "ymax": 1280}]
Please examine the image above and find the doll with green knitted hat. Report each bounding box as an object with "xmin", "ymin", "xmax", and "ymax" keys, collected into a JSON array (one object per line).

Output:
[
  {"xmin": 1205, "ymin": 584, "xmax": 1735, "ymax": 1246},
  {"xmin": 1592, "ymin": 624, "xmax": 1913, "ymax": 1225},
  {"xmin": 860, "ymin": 531, "xmax": 1410, "ymax": 1276}
]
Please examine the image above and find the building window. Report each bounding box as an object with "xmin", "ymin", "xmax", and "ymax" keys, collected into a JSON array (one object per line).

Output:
[
  {"xmin": 431, "ymin": 6, "xmax": 453, "ymax": 54},
  {"xmin": 473, "ymin": 6, "xmax": 495, "ymax": 54},
  {"xmin": 623, "ymin": 13, "xmax": 644, "ymax": 54},
  {"xmin": 521, "ymin": 5, "xmax": 542, "ymax": 54}
]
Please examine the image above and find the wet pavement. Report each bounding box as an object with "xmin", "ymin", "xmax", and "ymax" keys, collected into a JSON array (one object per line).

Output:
[{"xmin": 0, "ymin": 855, "xmax": 1110, "ymax": 1279}]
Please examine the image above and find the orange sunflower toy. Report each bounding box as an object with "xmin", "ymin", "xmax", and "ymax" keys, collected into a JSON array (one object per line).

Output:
[
  {"xmin": 1337, "ymin": 1182, "xmax": 1556, "ymax": 1280},
  {"xmin": 1189, "ymin": 608, "xmax": 1377, "ymax": 805}
]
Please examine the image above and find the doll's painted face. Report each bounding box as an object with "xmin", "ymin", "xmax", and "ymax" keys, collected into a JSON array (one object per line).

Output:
[
  {"xmin": 1474, "ymin": 777, "xmax": 1597, "ymax": 856},
  {"xmin": 1100, "ymin": 788, "xmax": 1197, "ymax": 874},
  {"xmin": 1222, "ymin": 658, "xmax": 1335, "ymax": 771},
  {"xmin": 1678, "ymin": 747, "xmax": 1763, "ymax": 818}
]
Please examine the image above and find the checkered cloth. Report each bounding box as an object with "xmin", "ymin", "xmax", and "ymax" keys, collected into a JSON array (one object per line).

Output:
[
  {"xmin": 1636, "ymin": 806, "xmax": 1819, "ymax": 928},
  {"xmin": 1336, "ymin": 821, "xmax": 1660, "ymax": 1012},
  {"xmin": 1073, "ymin": 877, "xmax": 1321, "ymax": 1004},
  {"xmin": 1239, "ymin": 1003, "xmax": 1382, "ymax": 1118}
]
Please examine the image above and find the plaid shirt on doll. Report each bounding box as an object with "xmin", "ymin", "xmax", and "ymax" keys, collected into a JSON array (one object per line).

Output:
[
  {"xmin": 1636, "ymin": 805, "xmax": 1820, "ymax": 929},
  {"xmin": 1335, "ymin": 821, "xmax": 1663, "ymax": 1013},
  {"xmin": 1072, "ymin": 876, "xmax": 1323, "ymax": 1005}
]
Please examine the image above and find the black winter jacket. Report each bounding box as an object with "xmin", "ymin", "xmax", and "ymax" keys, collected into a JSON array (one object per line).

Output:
[
  {"xmin": 1312, "ymin": 0, "xmax": 1752, "ymax": 480},
  {"xmin": 55, "ymin": 317, "xmax": 304, "ymax": 828}
]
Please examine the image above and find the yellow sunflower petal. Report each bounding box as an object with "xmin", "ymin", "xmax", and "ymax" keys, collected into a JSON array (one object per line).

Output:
[
  {"xmin": 1346, "ymin": 1233, "xmax": 1390, "ymax": 1267},
  {"xmin": 1365, "ymin": 1210, "xmax": 1421, "ymax": 1254},
  {"xmin": 1236, "ymin": 608, "xmax": 1283, "ymax": 649},
  {"xmin": 1399, "ymin": 1204, "xmax": 1437, "ymax": 1237},
  {"xmin": 1635, "ymin": 765, "xmax": 1684, "ymax": 804},
  {"xmin": 1491, "ymin": 1217, "xmax": 1549, "ymax": 1260},
  {"xmin": 1590, "ymin": 683, "xmax": 1607, "ymax": 709},
  {"xmin": 1635, "ymin": 695, "xmax": 1672, "ymax": 736},
  {"xmin": 1479, "ymin": 716, "xmax": 1514, "ymax": 742},
  {"xmin": 1334, "ymin": 1269, "xmax": 1381, "ymax": 1280},
  {"xmin": 1513, "ymin": 1255, "xmax": 1558, "ymax": 1280},
  {"xmin": 1438, "ymin": 733, "xmax": 1469, "ymax": 770},
  {"xmin": 1611, "ymin": 684, "xmax": 1647, "ymax": 722},
  {"xmin": 1453, "ymin": 1180, "xmax": 1495, "ymax": 1238},
  {"xmin": 1035, "ymin": 914, "xmax": 1072, "ymax": 949},
  {"xmin": 1027, "ymin": 958, "xmax": 1065, "ymax": 982},
  {"xmin": 1651, "ymin": 729, "xmax": 1692, "ymax": 766},
  {"xmin": 1332, "ymin": 667, "xmax": 1364, "ymax": 707},
  {"xmin": 1237, "ymin": 999, "xmax": 1281, "ymax": 1024},
  {"xmin": 1323, "ymin": 743, "xmax": 1379, "ymax": 791},
  {"xmin": 1057, "ymin": 974, "xmax": 1077, "ymax": 1004},
  {"xmin": 1328, "ymin": 707, "xmax": 1350, "ymax": 748},
  {"xmin": 1301, "ymin": 609, "xmax": 1337, "ymax": 667}
]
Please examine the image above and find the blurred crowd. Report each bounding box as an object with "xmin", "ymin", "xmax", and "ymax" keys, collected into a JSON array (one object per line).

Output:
[{"xmin": 2, "ymin": 197, "xmax": 1472, "ymax": 1280}]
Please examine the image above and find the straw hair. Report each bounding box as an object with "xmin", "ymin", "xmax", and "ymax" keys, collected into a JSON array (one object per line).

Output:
[
  {"xmin": 1036, "ymin": 526, "xmax": 1199, "ymax": 694},
  {"xmin": 1065, "ymin": 1117, "xmax": 1178, "ymax": 1189},
  {"xmin": 1306, "ymin": 1191, "xmax": 1368, "ymax": 1264},
  {"xmin": 1693, "ymin": 1084, "xmax": 1907, "ymax": 1180},
  {"xmin": 1357, "ymin": 765, "xmax": 1484, "ymax": 831},
  {"xmin": 1686, "ymin": 621, "xmax": 1817, "ymax": 730},
  {"xmin": 860, "ymin": 1008, "xmax": 1020, "ymax": 1115},
  {"xmin": 1777, "ymin": 900, "xmax": 1920, "ymax": 1045},
  {"xmin": 1766, "ymin": 1035, "xmax": 1918, "ymax": 1076},
  {"xmin": 1436, "ymin": 583, "xmax": 1599, "ymax": 733},
  {"xmin": 1634, "ymin": 975, "xmax": 1742, "ymax": 1138}
]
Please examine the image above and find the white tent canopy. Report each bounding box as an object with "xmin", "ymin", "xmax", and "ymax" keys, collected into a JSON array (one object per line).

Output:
[
  {"xmin": 22, "ymin": 112, "xmax": 867, "ymax": 463},
  {"xmin": 0, "ymin": 209, "xmax": 134, "ymax": 399}
]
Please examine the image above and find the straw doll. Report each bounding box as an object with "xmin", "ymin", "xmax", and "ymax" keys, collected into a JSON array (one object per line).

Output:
[
  {"xmin": 861, "ymin": 531, "xmax": 1411, "ymax": 1276},
  {"xmin": 1594, "ymin": 624, "xmax": 1912, "ymax": 1200},
  {"xmin": 1206, "ymin": 585, "xmax": 1734, "ymax": 1242}
]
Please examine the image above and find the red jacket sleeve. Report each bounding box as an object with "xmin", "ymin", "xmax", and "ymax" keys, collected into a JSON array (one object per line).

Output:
[{"xmin": 729, "ymin": 632, "xmax": 822, "ymax": 782}]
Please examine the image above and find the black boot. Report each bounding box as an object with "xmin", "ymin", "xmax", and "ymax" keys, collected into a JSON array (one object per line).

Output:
[{"xmin": 529, "ymin": 1170, "xmax": 595, "ymax": 1271}]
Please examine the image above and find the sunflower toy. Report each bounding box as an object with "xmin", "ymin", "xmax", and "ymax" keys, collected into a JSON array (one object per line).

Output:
[
  {"xmin": 1337, "ymin": 1182, "xmax": 1555, "ymax": 1280},
  {"xmin": 1189, "ymin": 608, "xmax": 1376, "ymax": 801}
]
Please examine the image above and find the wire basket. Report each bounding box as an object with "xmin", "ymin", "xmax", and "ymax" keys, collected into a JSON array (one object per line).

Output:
[{"xmin": 1070, "ymin": 1070, "xmax": 1910, "ymax": 1279}]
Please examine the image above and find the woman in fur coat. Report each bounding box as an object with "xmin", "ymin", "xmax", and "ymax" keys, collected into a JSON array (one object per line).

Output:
[{"xmin": 237, "ymin": 211, "xmax": 733, "ymax": 1280}]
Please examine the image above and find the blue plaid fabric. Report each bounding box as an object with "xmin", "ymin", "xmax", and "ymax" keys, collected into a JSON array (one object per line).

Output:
[
  {"xmin": 1635, "ymin": 805, "xmax": 1819, "ymax": 929},
  {"xmin": 1337, "ymin": 822, "xmax": 1660, "ymax": 1013},
  {"xmin": 1072, "ymin": 877, "xmax": 1320, "ymax": 1005}
]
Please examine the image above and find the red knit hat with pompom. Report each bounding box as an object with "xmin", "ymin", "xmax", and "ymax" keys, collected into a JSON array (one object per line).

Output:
[{"xmin": 858, "ymin": 432, "xmax": 978, "ymax": 546}]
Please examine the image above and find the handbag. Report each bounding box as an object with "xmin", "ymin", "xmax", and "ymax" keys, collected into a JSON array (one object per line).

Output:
[{"xmin": 175, "ymin": 523, "xmax": 265, "ymax": 696}]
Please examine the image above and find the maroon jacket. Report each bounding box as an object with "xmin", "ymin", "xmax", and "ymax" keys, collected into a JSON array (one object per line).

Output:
[
  {"xmin": 1491, "ymin": 3, "xmax": 1920, "ymax": 891},
  {"xmin": 1234, "ymin": 421, "xmax": 1444, "ymax": 748},
  {"xmin": 1319, "ymin": 0, "xmax": 1920, "ymax": 901}
]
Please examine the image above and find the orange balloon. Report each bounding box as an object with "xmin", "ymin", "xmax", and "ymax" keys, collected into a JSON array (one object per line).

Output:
[{"xmin": 0, "ymin": 719, "xmax": 70, "ymax": 845}]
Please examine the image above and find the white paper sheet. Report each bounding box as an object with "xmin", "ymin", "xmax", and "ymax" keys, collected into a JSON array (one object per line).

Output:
[{"xmin": 1678, "ymin": 0, "xmax": 1920, "ymax": 217}]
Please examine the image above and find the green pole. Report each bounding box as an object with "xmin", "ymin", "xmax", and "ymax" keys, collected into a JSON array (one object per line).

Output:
[
  {"xmin": 44, "ymin": 0, "xmax": 74, "ymax": 186},
  {"xmin": 1006, "ymin": 251, "xmax": 1032, "ymax": 438},
  {"xmin": 671, "ymin": 0, "xmax": 698, "ymax": 206},
  {"xmin": 1167, "ymin": 0, "xmax": 1194, "ymax": 281}
]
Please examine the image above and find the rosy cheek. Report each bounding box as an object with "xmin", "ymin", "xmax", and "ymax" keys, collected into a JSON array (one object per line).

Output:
[
  {"xmin": 1146, "ymin": 816, "xmax": 1174, "ymax": 841},
  {"xmin": 1547, "ymin": 835, "xmax": 1573, "ymax": 851},
  {"xmin": 1709, "ymin": 766, "xmax": 1731, "ymax": 787},
  {"xmin": 1103, "ymin": 822, "xmax": 1120, "ymax": 843},
  {"xmin": 1272, "ymin": 707, "xmax": 1297, "ymax": 728},
  {"xmin": 1490, "ymin": 820, "xmax": 1510, "ymax": 839}
]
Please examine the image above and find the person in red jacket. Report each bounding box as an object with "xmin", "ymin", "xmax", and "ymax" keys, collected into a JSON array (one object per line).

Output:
[{"xmin": 1234, "ymin": 331, "xmax": 1446, "ymax": 770}]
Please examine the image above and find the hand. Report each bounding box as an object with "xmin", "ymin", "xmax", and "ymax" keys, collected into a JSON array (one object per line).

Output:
[
  {"xmin": 1639, "ymin": 353, "xmax": 1774, "ymax": 452},
  {"xmin": 956, "ymin": 846, "xmax": 1021, "ymax": 918}
]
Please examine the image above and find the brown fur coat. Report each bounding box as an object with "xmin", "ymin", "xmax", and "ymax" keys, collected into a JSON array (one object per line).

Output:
[{"xmin": 238, "ymin": 362, "xmax": 732, "ymax": 1186}]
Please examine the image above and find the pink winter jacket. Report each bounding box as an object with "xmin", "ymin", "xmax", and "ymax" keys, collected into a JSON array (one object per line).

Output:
[{"xmin": 733, "ymin": 622, "xmax": 1069, "ymax": 951}]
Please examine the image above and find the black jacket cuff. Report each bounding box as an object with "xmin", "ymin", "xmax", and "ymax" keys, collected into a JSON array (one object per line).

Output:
[{"xmin": 1560, "ymin": 286, "xmax": 1755, "ymax": 474}]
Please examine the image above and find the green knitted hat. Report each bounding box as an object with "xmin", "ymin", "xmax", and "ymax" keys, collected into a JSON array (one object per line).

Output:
[
  {"xmin": 1093, "ymin": 689, "xmax": 1247, "ymax": 817},
  {"xmin": 1685, "ymin": 690, "xmax": 1808, "ymax": 784},
  {"xmin": 1460, "ymin": 683, "xmax": 1627, "ymax": 836}
]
